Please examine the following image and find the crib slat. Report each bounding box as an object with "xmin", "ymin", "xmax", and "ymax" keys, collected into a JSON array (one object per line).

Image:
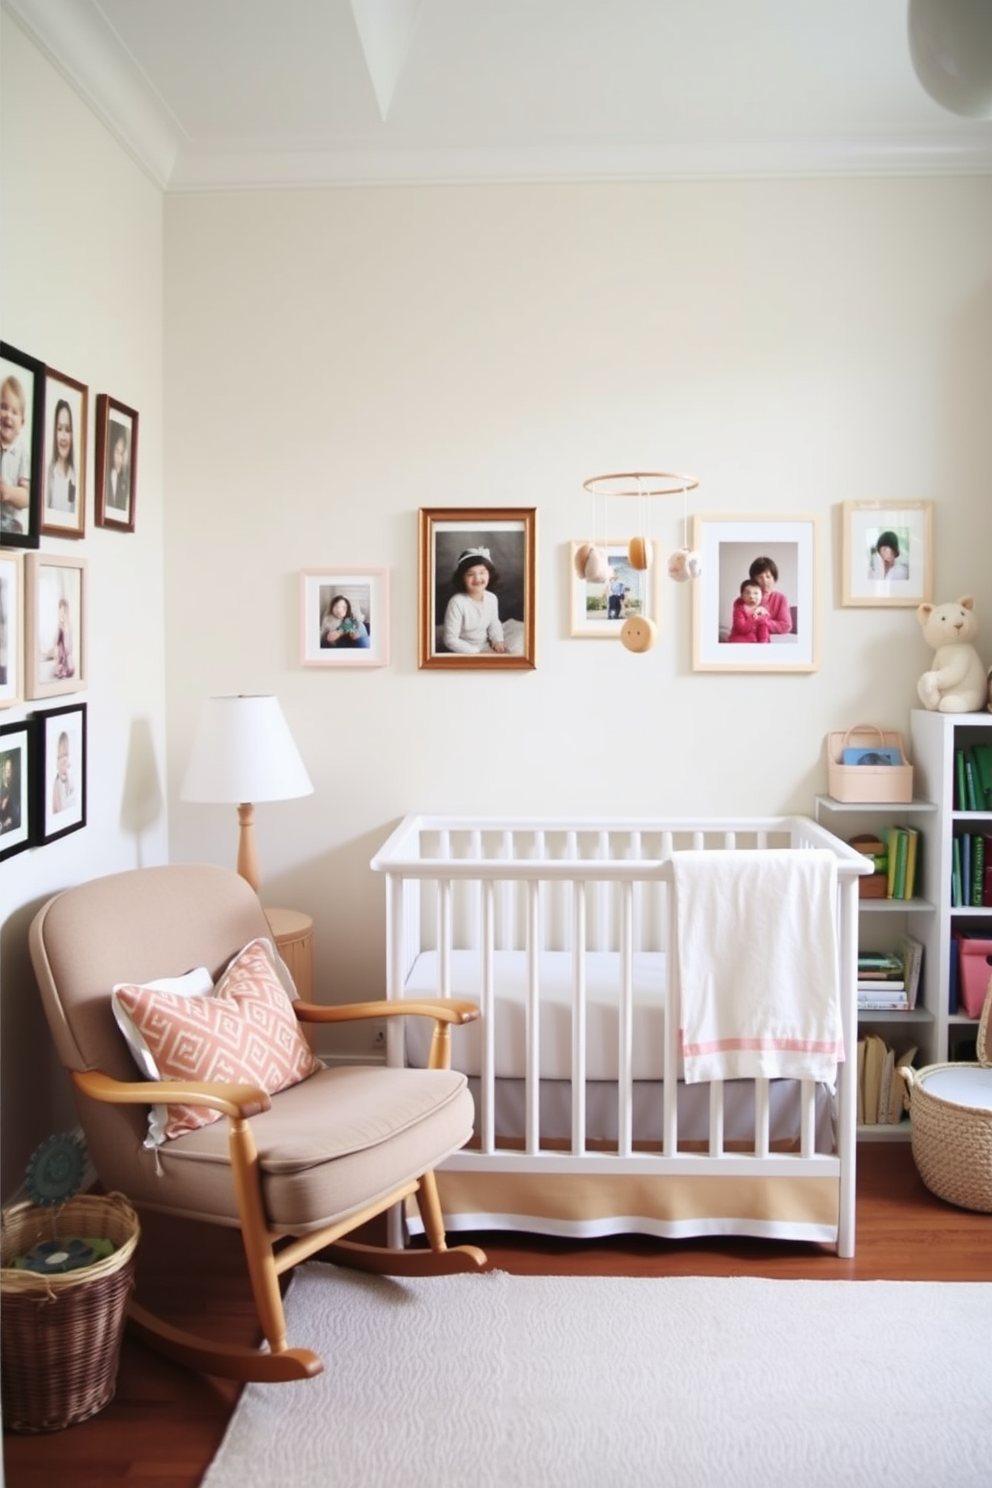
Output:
[
  {"xmin": 709, "ymin": 1080, "xmax": 725, "ymax": 1156},
  {"xmin": 664, "ymin": 882, "xmax": 679, "ymax": 1155},
  {"xmin": 755, "ymin": 1077, "xmax": 770, "ymax": 1157},
  {"xmin": 800, "ymin": 1078, "xmax": 815, "ymax": 1159},
  {"xmin": 571, "ymin": 881, "xmax": 587, "ymax": 1156},
  {"xmin": 525, "ymin": 879, "xmax": 540, "ymax": 1155},
  {"xmin": 479, "ymin": 879, "xmax": 496, "ymax": 1155},
  {"xmin": 618, "ymin": 880, "xmax": 634, "ymax": 1157}
]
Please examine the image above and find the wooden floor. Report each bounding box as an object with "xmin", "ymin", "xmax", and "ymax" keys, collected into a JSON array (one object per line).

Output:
[{"xmin": 5, "ymin": 1144, "xmax": 991, "ymax": 1488}]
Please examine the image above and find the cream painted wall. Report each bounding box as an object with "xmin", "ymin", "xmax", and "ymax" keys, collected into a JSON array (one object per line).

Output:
[
  {"xmin": 0, "ymin": 16, "xmax": 167, "ymax": 1193},
  {"xmin": 163, "ymin": 179, "xmax": 992, "ymax": 1048}
]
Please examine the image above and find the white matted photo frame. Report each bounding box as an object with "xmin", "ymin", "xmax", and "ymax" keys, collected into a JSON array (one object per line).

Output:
[
  {"xmin": 419, "ymin": 507, "xmax": 537, "ymax": 670},
  {"xmin": 0, "ymin": 715, "xmax": 34, "ymax": 859},
  {"xmin": 0, "ymin": 550, "xmax": 23, "ymax": 708},
  {"xmin": 841, "ymin": 501, "xmax": 933, "ymax": 608},
  {"xmin": 25, "ymin": 552, "xmax": 87, "ymax": 699},
  {"xmin": 36, "ymin": 701, "xmax": 86, "ymax": 843},
  {"xmin": 299, "ymin": 568, "xmax": 389, "ymax": 668},
  {"xmin": 569, "ymin": 539, "xmax": 661, "ymax": 639},
  {"xmin": 94, "ymin": 393, "xmax": 138, "ymax": 532},
  {"xmin": 41, "ymin": 367, "xmax": 88, "ymax": 538},
  {"xmin": 692, "ymin": 514, "xmax": 820, "ymax": 673}
]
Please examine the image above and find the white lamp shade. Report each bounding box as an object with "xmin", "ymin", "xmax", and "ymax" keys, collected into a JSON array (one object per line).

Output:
[
  {"xmin": 181, "ymin": 695, "xmax": 313, "ymax": 804},
  {"xmin": 908, "ymin": 0, "xmax": 992, "ymax": 119}
]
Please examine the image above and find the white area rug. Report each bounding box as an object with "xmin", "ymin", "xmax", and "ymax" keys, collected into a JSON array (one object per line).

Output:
[{"xmin": 203, "ymin": 1267, "xmax": 992, "ymax": 1488}]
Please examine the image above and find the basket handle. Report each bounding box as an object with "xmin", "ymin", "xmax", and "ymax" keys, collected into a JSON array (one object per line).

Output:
[
  {"xmin": 899, "ymin": 1066, "xmax": 917, "ymax": 1093},
  {"xmin": 842, "ymin": 723, "xmax": 886, "ymax": 750}
]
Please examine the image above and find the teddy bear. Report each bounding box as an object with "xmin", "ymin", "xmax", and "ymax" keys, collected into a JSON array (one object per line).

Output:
[{"xmin": 916, "ymin": 594, "xmax": 988, "ymax": 713}]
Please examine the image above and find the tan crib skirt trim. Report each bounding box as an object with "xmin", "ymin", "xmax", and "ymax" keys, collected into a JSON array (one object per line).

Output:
[{"xmin": 413, "ymin": 1170, "xmax": 839, "ymax": 1234}]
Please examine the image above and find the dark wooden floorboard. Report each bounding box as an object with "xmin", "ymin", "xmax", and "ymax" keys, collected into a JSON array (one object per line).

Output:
[{"xmin": 4, "ymin": 1145, "xmax": 991, "ymax": 1487}]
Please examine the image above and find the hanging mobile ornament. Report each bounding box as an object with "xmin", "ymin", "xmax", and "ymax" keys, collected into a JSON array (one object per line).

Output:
[{"xmin": 667, "ymin": 480, "xmax": 702, "ymax": 582}]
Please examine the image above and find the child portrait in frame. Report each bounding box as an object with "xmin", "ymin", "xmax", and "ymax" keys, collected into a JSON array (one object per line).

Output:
[
  {"xmin": 0, "ymin": 717, "xmax": 33, "ymax": 859},
  {"xmin": 41, "ymin": 368, "xmax": 88, "ymax": 538},
  {"xmin": 39, "ymin": 701, "xmax": 86, "ymax": 843},
  {"xmin": 419, "ymin": 507, "xmax": 537, "ymax": 670},
  {"xmin": 299, "ymin": 568, "xmax": 389, "ymax": 668},
  {"xmin": 841, "ymin": 501, "xmax": 933, "ymax": 607},
  {"xmin": 26, "ymin": 553, "xmax": 87, "ymax": 699},
  {"xmin": 0, "ymin": 341, "xmax": 44, "ymax": 549}
]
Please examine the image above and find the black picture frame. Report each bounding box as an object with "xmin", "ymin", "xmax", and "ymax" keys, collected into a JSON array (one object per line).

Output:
[
  {"xmin": 0, "ymin": 715, "xmax": 35, "ymax": 858},
  {"xmin": 94, "ymin": 393, "xmax": 138, "ymax": 532},
  {"xmin": 36, "ymin": 701, "xmax": 86, "ymax": 844},
  {"xmin": 0, "ymin": 341, "xmax": 45, "ymax": 550}
]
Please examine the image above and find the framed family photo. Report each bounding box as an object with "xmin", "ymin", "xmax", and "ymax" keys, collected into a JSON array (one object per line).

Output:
[
  {"xmin": 36, "ymin": 701, "xmax": 86, "ymax": 844},
  {"xmin": 0, "ymin": 716, "xmax": 34, "ymax": 860},
  {"xmin": 94, "ymin": 393, "xmax": 138, "ymax": 532},
  {"xmin": 692, "ymin": 514, "xmax": 820, "ymax": 673},
  {"xmin": 419, "ymin": 507, "xmax": 537, "ymax": 671},
  {"xmin": 25, "ymin": 553, "xmax": 87, "ymax": 699},
  {"xmin": 0, "ymin": 340, "xmax": 45, "ymax": 550},
  {"xmin": 841, "ymin": 501, "xmax": 933, "ymax": 607},
  {"xmin": 299, "ymin": 567, "xmax": 389, "ymax": 668},
  {"xmin": 569, "ymin": 539, "xmax": 661, "ymax": 639},
  {"xmin": 0, "ymin": 550, "xmax": 22, "ymax": 708},
  {"xmin": 41, "ymin": 367, "xmax": 88, "ymax": 538}
]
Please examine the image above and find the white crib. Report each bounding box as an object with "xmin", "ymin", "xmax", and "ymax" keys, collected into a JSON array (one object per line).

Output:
[{"xmin": 370, "ymin": 815, "xmax": 868, "ymax": 1256}]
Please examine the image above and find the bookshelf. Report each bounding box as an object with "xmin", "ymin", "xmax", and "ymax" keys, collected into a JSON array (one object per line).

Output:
[
  {"xmin": 910, "ymin": 709, "xmax": 992, "ymax": 1069},
  {"xmin": 813, "ymin": 791, "xmax": 937, "ymax": 1140}
]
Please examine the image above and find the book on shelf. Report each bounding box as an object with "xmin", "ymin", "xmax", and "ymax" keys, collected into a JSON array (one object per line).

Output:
[
  {"xmin": 883, "ymin": 826, "xmax": 919, "ymax": 900},
  {"xmin": 972, "ymin": 833, "xmax": 985, "ymax": 908},
  {"xmin": 856, "ymin": 1039, "xmax": 865, "ymax": 1125},
  {"xmin": 856, "ymin": 1035, "xmax": 917, "ymax": 1126},
  {"xmin": 952, "ymin": 835, "xmax": 963, "ymax": 908},
  {"xmin": 984, "ymin": 834, "xmax": 992, "ymax": 907},
  {"xmin": 970, "ymin": 743, "xmax": 992, "ymax": 811},
  {"xmin": 955, "ymin": 748, "xmax": 968, "ymax": 811},
  {"xmin": 962, "ymin": 831, "xmax": 971, "ymax": 908},
  {"xmin": 862, "ymin": 1033, "xmax": 887, "ymax": 1125},
  {"xmin": 895, "ymin": 933, "xmax": 924, "ymax": 1009},
  {"xmin": 963, "ymin": 752, "xmax": 980, "ymax": 812}
]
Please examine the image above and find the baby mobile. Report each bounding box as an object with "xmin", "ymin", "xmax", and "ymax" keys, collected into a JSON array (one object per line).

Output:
[{"xmin": 575, "ymin": 471, "xmax": 701, "ymax": 652}]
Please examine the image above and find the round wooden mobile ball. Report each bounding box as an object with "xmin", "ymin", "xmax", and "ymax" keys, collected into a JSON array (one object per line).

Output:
[
  {"xmin": 627, "ymin": 535, "xmax": 652, "ymax": 570},
  {"xmin": 620, "ymin": 615, "xmax": 657, "ymax": 653}
]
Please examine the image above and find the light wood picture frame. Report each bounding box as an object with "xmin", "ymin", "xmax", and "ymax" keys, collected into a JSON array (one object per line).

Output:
[
  {"xmin": 419, "ymin": 507, "xmax": 537, "ymax": 670},
  {"xmin": 25, "ymin": 552, "xmax": 87, "ymax": 699},
  {"xmin": 569, "ymin": 539, "xmax": 661, "ymax": 639},
  {"xmin": 692, "ymin": 514, "xmax": 820, "ymax": 673},
  {"xmin": 299, "ymin": 567, "xmax": 389, "ymax": 668},
  {"xmin": 0, "ymin": 550, "xmax": 23, "ymax": 709},
  {"xmin": 40, "ymin": 367, "xmax": 88, "ymax": 538},
  {"xmin": 841, "ymin": 501, "xmax": 933, "ymax": 607}
]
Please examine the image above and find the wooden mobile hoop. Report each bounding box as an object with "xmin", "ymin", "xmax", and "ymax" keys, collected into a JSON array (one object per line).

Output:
[{"xmin": 579, "ymin": 471, "xmax": 701, "ymax": 651}]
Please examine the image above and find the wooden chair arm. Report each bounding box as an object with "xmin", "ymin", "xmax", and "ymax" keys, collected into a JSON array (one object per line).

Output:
[
  {"xmin": 73, "ymin": 1067, "xmax": 272, "ymax": 1120},
  {"xmin": 293, "ymin": 997, "xmax": 479, "ymax": 1071},
  {"xmin": 293, "ymin": 998, "xmax": 480, "ymax": 1026}
]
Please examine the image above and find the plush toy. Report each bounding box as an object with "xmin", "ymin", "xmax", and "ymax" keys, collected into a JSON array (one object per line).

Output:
[
  {"xmin": 573, "ymin": 543, "xmax": 610, "ymax": 583},
  {"xmin": 916, "ymin": 595, "xmax": 988, "ymax": 713},
  {"xmin": 667, "ymin": 547, "xmax": 702, "ymax": 583}
]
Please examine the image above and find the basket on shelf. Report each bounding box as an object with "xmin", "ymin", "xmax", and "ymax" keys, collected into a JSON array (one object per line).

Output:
[
  {"xmin": 826, "ymin": 723, "xmax": 914, "ymax": 804},
  {"xmin": 902, "ymin": 981, "xmax": 992, "ymax": 1214},
  {"xmin": 0, "ymin": 1190, "xmax": 140, "ymax": 1433}
]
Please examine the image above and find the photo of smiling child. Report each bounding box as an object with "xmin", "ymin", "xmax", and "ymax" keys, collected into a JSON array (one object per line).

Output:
[{"xmin": 0, "ymin": 372, "xmax": 30, "ymax": 536}]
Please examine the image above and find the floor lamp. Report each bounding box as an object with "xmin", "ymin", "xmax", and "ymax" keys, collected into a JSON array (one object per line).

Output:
[{"xmin": 181, "ymin": 695, "xmax": 313, "ymax": 892}]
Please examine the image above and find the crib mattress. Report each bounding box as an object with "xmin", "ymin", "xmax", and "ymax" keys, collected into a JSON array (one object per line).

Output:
[{"xmin": 403, "ymin": 948, "xmax": 666, "ymax": 1080}]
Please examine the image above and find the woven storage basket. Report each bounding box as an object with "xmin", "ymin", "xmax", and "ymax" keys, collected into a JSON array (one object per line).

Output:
[
  {"xmin": 826, "ymin": 723, "xmax": 914, "ymax": 804},
  {"xmin": 902, "ymin": 984, "xmax": 992, "ymax": 1214},
  {"xmin": 1, "ymin": 1191, "xmax": 139, "ymax": 1433}
]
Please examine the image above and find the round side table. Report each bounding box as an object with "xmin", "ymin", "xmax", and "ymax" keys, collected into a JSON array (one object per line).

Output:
[{"xmin": 265, "ymin": 907, "xmax": 314, "ymax": 1001}]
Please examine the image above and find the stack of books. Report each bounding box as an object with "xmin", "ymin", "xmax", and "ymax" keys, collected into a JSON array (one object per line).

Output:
[
  {"xmin": 883, "ymin": 826, "xmax": 920, "ymax": 900},
  {"xmin": 952, "ymin": 831, "xmax": 992, "ymax": 907},
  {"xmin": 856, "ymin": 1034, "xmax": 918, "ymax": 1126},
  {"xmin": 954, "ymin": 742, "xmax": 992, "ymax": 812},
  {"xmin": 857, "ymin": 934, "xmax": 923, "ymax": 1011}
]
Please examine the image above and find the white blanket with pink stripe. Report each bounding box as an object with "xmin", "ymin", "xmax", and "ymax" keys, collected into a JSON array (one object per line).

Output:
[{"xmin": 673, "ymin": 848, "xmax": 843, "ymax": 1084}]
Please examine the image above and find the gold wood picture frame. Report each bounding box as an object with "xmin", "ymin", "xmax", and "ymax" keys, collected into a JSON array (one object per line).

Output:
[{"xmin": 419, "ymin": 508, "xmax": 537, "ymax": 670}]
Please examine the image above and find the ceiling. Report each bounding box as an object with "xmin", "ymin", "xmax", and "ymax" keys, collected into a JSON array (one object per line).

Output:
[{"xmin": 5, "ymin": 0, "xmax": 992, "ymax": 191}]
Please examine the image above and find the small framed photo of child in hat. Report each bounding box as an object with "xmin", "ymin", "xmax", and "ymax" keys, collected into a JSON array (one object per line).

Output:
[{"xmin": 418, "ymin": 508, "xmax": 537, "ymax": 670}]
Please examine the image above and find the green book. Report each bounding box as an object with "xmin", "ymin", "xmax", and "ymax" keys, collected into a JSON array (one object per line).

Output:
[
  {"xmin": 972, "ymin": 833, "xmax": 985, "ymax": 908},
  {"xmin": 892, "ymin": 828, "xmax": 908, "ymax": 899},
  {"xmin": 970, "ymin": 743, "xmax": 992, "ymax": 810},
  {"xmin": 955, "ymin": 749, "xmax": 968, "ymax": 811},
  {"xmin": 952, "ymin": 835, "xmax": 962, "ymax": 908},
  {"xmin": 964, "ymin": 754, "xmax": 980, "ymax": 812}
]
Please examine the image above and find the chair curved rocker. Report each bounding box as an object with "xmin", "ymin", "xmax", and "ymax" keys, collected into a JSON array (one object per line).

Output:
[{"xmin": 28, "ymin": 863, "xmax": 486, "ymax": 1384}]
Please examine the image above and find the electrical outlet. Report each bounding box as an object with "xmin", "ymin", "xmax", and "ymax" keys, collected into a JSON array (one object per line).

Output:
[{"xmin": 373, "ymin": 1028, "xmax": 385, "ymax": 1048}]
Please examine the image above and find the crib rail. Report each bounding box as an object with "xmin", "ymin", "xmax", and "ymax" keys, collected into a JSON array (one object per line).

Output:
[{"xmin": 372, "ymin": 815, "xmax": 866, "ymax": 1255}]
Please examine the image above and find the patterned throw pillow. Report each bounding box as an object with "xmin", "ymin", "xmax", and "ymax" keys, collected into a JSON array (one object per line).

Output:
[{"xmin": 113, "ymin": 937, "xmax": 321, "ymax": 1142}]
